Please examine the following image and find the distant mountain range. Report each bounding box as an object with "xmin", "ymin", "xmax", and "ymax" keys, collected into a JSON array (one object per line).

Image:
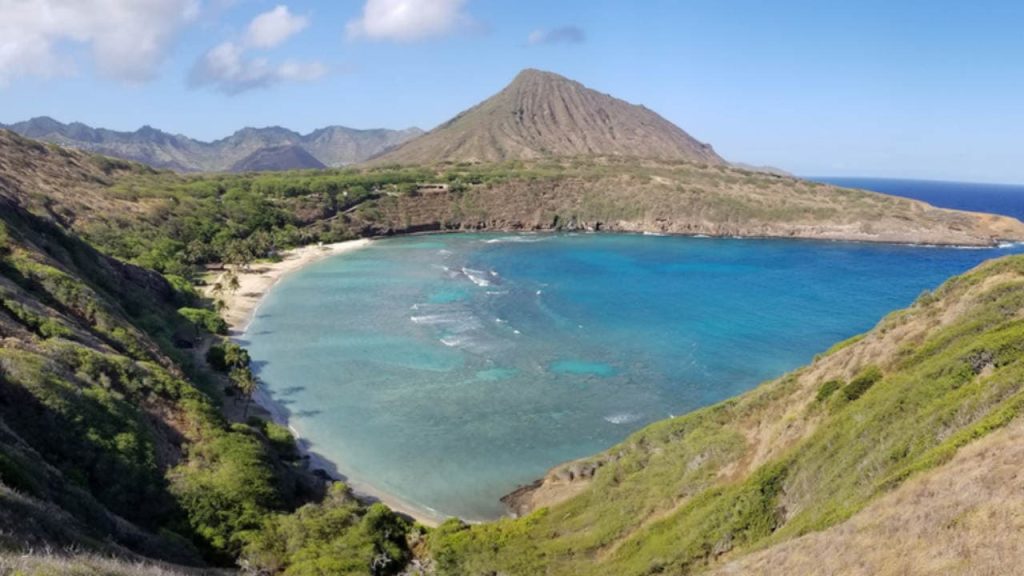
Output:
[
  {"xmin": 372, "ymin": 69, "xmax": 726, "ymax": 166},
  {"xmin": 5, "ymin": 71, "xmax": 798, "ymax": 175},
  {"xmin": 0, "ymin": 116, "xmax": 423, "ymax": 173}
]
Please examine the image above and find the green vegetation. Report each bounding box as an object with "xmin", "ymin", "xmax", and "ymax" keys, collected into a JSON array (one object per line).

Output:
[
  {"xmin": 242, "ymin": 483, "xmax": 413, "ymax": 575},
  {"xmin": 51, "ymin": 153, "xmax": 1005, "ymax": 286},
  {"xmin": 206, "ymin": 341, "xmax": 250, "ymax": 372},
  {"xmin": 816, "ymin": 378, "xmax": 843, "ymax": 402},
  {"xmin": 178, "ymin": 306, "xmax": 228, "ymax": 335},
  {"xmin": 841, "ymin": 365, "xmax": 883, "ymax": 402},
  {"xmin": 0, "ymin": 199, "xmax": 316, "ymax": 566},
  {"xmin": 83, "ymin": 167, "xmax": 436, "ymax": 278}
]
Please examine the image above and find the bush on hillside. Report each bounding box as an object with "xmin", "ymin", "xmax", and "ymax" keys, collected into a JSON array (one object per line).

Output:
[
  {"xmin": 206, "ymin": 341, "xmax": 250, "ymax": 373},
  {"xmin": 241, "ymin": 483, "xmax": 412, "ymax": 576},
  {"xmin": 816, "ymin": 379, "xmax": 844, "ymax": 402},
  {"xmin": 843, "ymin": 366, "xmax": 883, "ymax": 402},
  {"xmin": 178, "ymin": 308, "xmax": 228, "ymax": 335}
]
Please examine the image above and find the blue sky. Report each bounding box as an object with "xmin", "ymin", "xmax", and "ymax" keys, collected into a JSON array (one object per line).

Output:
[{"xmin": 1, "ymin": 1, "xmax": 1023, "ymax": 183}]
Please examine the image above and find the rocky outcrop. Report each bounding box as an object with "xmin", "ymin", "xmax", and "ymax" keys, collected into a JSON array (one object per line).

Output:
[{"xmin": 502, "ymin": 456, "xmax": 613, "ymax": 517}]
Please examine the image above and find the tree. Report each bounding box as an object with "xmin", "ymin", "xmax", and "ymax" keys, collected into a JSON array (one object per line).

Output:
[
  {"xmin": 225, "ymin": 270, "xmax": 241, "ymax": 295},
  {"xmin": 184, "ymin": 240, "xmax": 209, "ymax": 265},
  {"xmin": 231, "ymin": 368, "xmax": 258, "ymax": 419},
  {"xmin": 224, "ymin": 342, "xmax": 251, "ymax": 370}
]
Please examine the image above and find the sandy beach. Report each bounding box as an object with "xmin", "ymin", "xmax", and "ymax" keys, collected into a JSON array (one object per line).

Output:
[
  {"xmin": 206, "ymin": 239, "xmax": 372, "ymax": 334},
  {"xmin": 203, "ymin": 238, "xmax": 447, "ymax": 527}
]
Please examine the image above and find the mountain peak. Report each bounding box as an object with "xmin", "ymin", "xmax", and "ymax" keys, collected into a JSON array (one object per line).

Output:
[
  {"xmin": 510, "ymin": 68, "xmax": 570, "ymax": 83},
  {"xmin": 372, "ymin": 69, "xmax": 725, "ymax": 165}
]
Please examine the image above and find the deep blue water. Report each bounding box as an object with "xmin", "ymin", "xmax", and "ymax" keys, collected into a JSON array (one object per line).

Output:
[
  {"xmin": 245, "ymin": 227, "xmax": 1024, "ymax": 521},
  {"xmin": 814, "ymin": 177, "xmax": 1024, "ymax": 221}
]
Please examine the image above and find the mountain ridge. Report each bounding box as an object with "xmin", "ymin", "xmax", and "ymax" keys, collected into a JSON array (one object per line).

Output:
[
  {"xmin": 0, "ymin": 116, "xmax": 423, "ymax": 173},
  {"xmin": 371, "ymin": 69, "xmax": 726, "ymax": 165}
]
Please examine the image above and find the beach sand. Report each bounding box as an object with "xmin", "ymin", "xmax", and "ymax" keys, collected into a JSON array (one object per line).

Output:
[
  {"xmin": 208, "ymin": 239, "xmax": 372, "ymax": 335},
  {"xmin": 203, "ymin": 238, "xmax": 446, "ymax": 527}
]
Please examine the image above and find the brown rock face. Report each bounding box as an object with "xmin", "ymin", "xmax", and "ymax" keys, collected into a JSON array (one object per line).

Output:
[{"xmin": 372, "ymin": 69, "xmax": 725, "ymax": 165}]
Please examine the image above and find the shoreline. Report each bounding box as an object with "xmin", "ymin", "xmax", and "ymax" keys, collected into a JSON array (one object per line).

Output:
[
  {"xmin": 204, "ymin": 238, "xmax": 448, "ymax": 527},
  {"xmin": 203, "ymin": 231, "xmax": 1022, "ymax": 528},
  {"xmin": 208, "ymin": 238, "xmax": 373, "ymax": 335}
]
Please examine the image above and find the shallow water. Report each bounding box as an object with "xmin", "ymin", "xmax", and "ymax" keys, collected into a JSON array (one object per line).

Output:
[{"xmin": 244, "ymin": 233, "xmax": 1023, "ymax": 520}]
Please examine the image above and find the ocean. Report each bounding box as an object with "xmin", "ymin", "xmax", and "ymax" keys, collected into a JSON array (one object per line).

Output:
[
  {"xmin": 814, "ymin": 177, "xmax": 1024, "ymax": 221},
  {"xmin": 243, "ymin": 180, "xmax": 1024, "ymax": 521}
]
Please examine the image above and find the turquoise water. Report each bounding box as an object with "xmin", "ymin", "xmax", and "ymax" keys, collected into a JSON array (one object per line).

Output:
[{"xmin": 244, "ymin": 233, "xmax": 1024, "ymax": 520}]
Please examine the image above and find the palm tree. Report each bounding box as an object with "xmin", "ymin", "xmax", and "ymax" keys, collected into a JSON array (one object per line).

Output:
[
  {"xmin": 225, "ymin": 270, "xmax": 241, "ymax": 295},
  {"xmin": 231, "ymin": 368, "xmax": 258, "ymax": 420},
  {"xmin": 224, "ymin": 343, "xmax": 250, "ymax": 370}
]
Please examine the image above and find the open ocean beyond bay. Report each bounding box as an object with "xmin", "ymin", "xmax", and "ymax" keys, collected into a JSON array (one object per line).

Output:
[{"xmin": 244, "ymin": 179, "xmax": 1024, "ymax": 521}]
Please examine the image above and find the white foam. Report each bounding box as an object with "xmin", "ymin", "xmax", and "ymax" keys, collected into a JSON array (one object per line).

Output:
[
  {"xmin": 462, "ymin": 267, "xmax": 492, "ymax": 287},
  {"xmin": 604, "ymin": 413, "xmax": 641, "ymax": 425},
  {"xmin": 482, "ymin": 236, "xmax": 547, "ymax": 244},
  {"xmin": 440, "ymin": 336, "xmax": 465, "ymax": 347},
  {"xmin": 410, "ymin": 311, "xmax": 481, "ymax": 331}
]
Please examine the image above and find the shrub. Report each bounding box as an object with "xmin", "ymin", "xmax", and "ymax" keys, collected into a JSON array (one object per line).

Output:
[
  {"xmin": 0, "ymin": 449, "xmax": 43, "ymax": 497},
  {"xmin": 241, "ymin": 484, "xmax": 412, "ymax": 576},
  {"xmin": 816, "ymin": 379, "xmax": 843, "ymax": 402},
  {"xmin": 179, "ymin": 307, "xmax": 228, "ymax": 335},
  {"xmin": 251, "ymin": 420, "xmax": 300, "ymax": 461},
  {"xmin": 165, "ymin": 274, "xmax": 200, "ymax": 306},
  {"xmin": 206, "ymin": 344, "xmax": 227, "ymax": 372},
  {"xmin": 843, "ymin": 366, "xmax": 883, "ymax": 401},
  {"xmin": 205, "ymin": 341, "xmax": 249, "ymax": 373},
  {"xmin": 171, "ymin": 426, "xmax": 285, "ymax": 560}
]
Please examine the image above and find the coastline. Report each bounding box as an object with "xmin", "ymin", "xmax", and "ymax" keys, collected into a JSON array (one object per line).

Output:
[
  {"xmin": 209, "ymin": 238, "xmax": 373, "ymax": 335},
  {"xmin": 202, "ymin": 231, "xmax": 1022, "ymax": 529},
  {"xmin": 204, "ymin": 238, "xmax": 446, "ymax": 527}
]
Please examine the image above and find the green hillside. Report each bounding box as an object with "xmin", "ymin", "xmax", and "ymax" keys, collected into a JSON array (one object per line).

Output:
[{"xmin": 0, "ymin": 136, "xmax": 413, "ymax": 573}]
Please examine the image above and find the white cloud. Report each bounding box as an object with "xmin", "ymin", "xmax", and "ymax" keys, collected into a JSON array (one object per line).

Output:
[
  {"xmin": 190, "ymin": 40, "xmax": 326, "ymax": 94},
  {"xmin": 0, "ymin": 0, "xmax": 199, "ymax": 85},
  {"xmin": 527, "ymin": 26, "xmax": 586, "ymax": 46},
  {"xmin": 346, "ymin": 0, "xmax": 473, "ymax": 42},
  {"xmin": 245, "ymin": 5, "xmax": 309, "ymax": 49},
  {"xmin": 191, "ymin": 5, "xmax": 325, "ymax": 95}
]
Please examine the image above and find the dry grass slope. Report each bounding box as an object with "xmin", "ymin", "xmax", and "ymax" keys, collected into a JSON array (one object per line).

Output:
[
  {"xmin": 0, "ymin": 553, "xmax": 224, "ymax": 576},
  {"xmin": 351, "ymin": 158, "xmax": 1024, "ymax": 246},
  {"xmin": 372, "ymin": 69, "xmax": 725, "ymax": 165},
  {"xmin": 708, "ymin": 418, "xmax": 1024, "ymax": 576}
]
